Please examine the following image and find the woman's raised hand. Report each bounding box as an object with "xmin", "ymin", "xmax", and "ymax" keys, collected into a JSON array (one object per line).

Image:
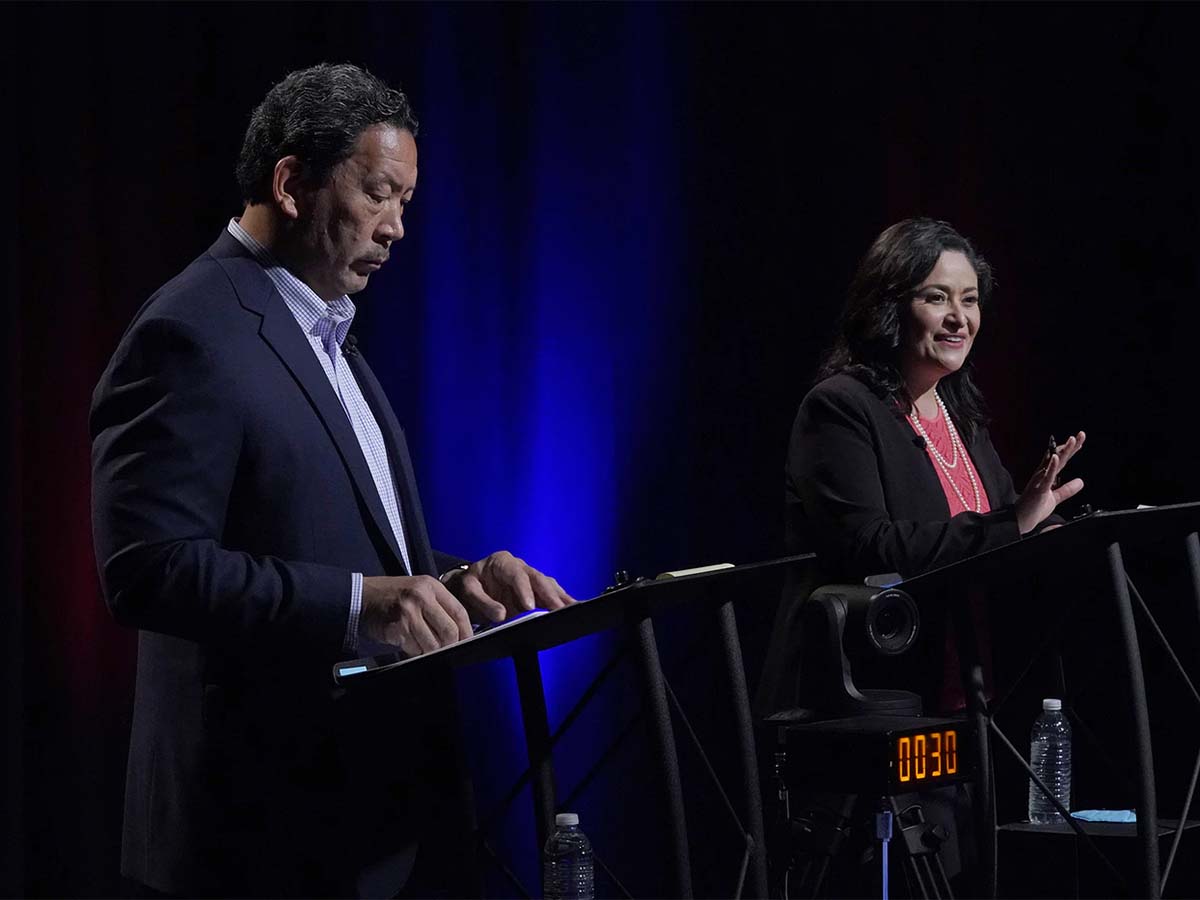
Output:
[{"xmin": 1015, "ymin": 431, "xmax": 1087, "ymax": 535}]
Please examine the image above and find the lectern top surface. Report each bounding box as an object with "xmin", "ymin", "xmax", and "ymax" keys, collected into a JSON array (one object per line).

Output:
[
  {"xmin": 332, "ymin": 553, "xmax": 815, "ymax": 687},
  {"xmin": 898, "ymin": 501, "xmax": 1200, "ymax": 593}
]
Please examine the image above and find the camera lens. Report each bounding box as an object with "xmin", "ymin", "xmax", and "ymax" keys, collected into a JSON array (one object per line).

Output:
[
  {"xmin": 876, "ymin": 607, "xmax": 899, "ymax": 639},
  {"xmin": 868, "ymin": 589, "xmax": 918, "ymax": 655}
]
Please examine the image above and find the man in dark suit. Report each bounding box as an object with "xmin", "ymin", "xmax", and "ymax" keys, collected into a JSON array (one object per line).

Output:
[{"xmin": 90, "ymin": 63, "xmax": 571, "ymax": 898}]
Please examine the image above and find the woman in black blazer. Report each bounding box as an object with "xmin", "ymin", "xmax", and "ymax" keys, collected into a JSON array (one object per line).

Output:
[{"xmin": 759, "ymin": 218, "xmax": 1085, "ymax": 715}]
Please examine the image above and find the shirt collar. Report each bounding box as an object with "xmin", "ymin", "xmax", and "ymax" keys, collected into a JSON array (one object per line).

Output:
[{"xmin": 226, "ymin": 217, "xmax": 356, "ymax": 346}]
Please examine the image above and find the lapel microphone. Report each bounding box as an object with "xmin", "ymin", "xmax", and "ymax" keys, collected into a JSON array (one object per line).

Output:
[{"xmin": 343, "ymin": 333, "xmax": 359, "ymax": 357}]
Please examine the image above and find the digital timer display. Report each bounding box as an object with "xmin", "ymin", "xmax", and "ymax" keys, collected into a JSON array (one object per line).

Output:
[{"xmin": 894, "ymin": 728, "xmax": 959, "ymax": 784}]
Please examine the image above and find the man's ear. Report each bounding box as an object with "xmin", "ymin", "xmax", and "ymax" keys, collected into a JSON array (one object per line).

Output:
[{"xmin": 272, "ymin": 155, "xmax": 306, "ymax": 220}]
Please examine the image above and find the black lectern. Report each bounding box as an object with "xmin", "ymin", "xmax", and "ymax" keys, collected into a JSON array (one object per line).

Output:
[
  {"xmin": 334, "ymin": 554, "xmax": 814, "ymax": 899},
  {"xmin": 896, "ymin": 501, "xmax": 1200, "ymax": 899}
]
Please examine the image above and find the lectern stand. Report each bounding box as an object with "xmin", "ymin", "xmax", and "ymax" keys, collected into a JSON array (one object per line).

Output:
[
  {"xmin": 896, "ymin": 501, "xmax": 1200, "ymax": 899},
  {"xmin": 334, "ymin": 554, "xmax": 814, "ymax": 899}
]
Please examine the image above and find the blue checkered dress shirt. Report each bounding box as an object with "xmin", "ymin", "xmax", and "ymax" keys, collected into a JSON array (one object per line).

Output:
[{"xmin": 227, "ymin": 218, "xmax": 412, "ymax": 651}]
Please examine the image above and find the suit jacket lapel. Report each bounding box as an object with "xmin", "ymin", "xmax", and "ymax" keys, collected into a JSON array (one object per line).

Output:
[
  {"xmin": 889, "ymin": 406, "xmax": 951, "ymax": 517},
  {"xmin": 210, "ymin": 234, "xmax": 409, "ymax": 573}
]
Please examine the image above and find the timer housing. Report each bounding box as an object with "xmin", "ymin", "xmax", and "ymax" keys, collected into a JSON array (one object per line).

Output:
[{"xmin": 776, "ymin": 714, "xmax": 972, "ymax": 794}]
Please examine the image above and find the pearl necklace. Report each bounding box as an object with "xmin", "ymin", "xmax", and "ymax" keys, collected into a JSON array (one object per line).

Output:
[{"xmin": 909, "ymin": 389, "xmax": 982, "ymax": 514}]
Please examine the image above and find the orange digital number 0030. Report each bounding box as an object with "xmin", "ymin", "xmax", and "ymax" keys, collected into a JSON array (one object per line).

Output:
[{"xmin": 896, "ymin": 730, "xmax": 959, "ymax": 782}]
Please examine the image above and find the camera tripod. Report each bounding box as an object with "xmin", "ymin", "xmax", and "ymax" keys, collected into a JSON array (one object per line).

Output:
[{"xmin": 770, "ymin": 761, "xmax": 958, "ymax": 899}]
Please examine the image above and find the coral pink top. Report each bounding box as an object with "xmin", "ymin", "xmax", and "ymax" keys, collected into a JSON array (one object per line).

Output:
[
  {"xmin": 907, "ymin": 409, "xmax": 990, "ymax": 517},
  {"xmin": 908, "ymin": 407, "xmax": 994, "ymax": 713}
]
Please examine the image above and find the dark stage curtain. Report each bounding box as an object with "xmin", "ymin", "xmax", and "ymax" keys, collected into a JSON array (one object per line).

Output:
[{"xmin": 9, "ymin": 2, "xmax": 1200, "ymax": 896}]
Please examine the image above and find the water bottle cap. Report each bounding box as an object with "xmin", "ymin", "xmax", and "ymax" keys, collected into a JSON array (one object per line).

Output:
[
  {"xmin": 1043, "ymin": 698, "xmax": 1062, "ymax": 711},
  {"xmin": 555, "ymin": 813, "xmax": 579, "ymax": 827}
]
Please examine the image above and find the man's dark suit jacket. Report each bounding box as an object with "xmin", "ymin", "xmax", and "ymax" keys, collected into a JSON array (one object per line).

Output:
[
  {"xmin": 757, "ymin": 372, "xmax": 1025, "ymax": 715},
  {"xmin": 90, "ymin": 231, "xmax": 461, "ymax": 896}
]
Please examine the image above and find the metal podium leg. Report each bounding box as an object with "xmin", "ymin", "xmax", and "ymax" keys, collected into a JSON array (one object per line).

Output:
[
  {"xmin": 715, "ymin": 599, "xmax": 768, "ymax": 898},
  {"xmin": 1186, "ymin": 532, "xmax": 1200, "ymax": 631},
  {"xmin": 966, "ymin": 664, "xmax": 996, "ymax": 900},
  {"xmin": 630, "ymin": 614, "xmax": 694, "ymax": 898},
  {"xmin": 1107, "ymin": 541, "xmax": 1160, "ymax": 899},
  {"xmin": 513, "ymin": 650, "xmax": 557, "ymax": 852},
  {"xmin": 430, "ymin": 675, "xmax": 486, "ymax": 898},
  {"xmin": 953, "ymin": 596, "xmax": 996, "ymax": 900}
]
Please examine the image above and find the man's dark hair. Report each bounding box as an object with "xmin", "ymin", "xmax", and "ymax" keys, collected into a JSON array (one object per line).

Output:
[
  {"xmin": 819, "ymin": 217, "xmax": 994, "ymax": 442},
  {"xmin": 236, "ymin": 62, "xmax": 419, "ymax": 205}
]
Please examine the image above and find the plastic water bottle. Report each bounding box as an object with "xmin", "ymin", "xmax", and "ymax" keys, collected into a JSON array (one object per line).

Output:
[
  {"xmin": 1028, "ymin": 698, "xmax": 1072, "ymax": 823},
  {"xmin": 543, "ymin": 812, "xmax": 594, "ymax": 900}
]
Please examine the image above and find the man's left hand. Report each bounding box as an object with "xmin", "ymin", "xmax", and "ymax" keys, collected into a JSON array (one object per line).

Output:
[{"xmin": 442, "ymin": 550, "xmax": 574, "ymax": 623}]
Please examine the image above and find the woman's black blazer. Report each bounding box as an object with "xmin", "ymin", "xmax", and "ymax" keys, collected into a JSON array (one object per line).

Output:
[
  {"xmin": 757, "ymin": 372, "xmax": 1028, "ymax": 715},
  {"xmin": 786, "ymin": 372, "xmax": 1023, "ymax": 580}
]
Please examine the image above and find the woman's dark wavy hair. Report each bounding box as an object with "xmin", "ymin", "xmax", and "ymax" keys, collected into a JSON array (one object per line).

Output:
[
  {"xmin": 819, "ymin": 217, "xmax": 994, "ymax": 442},
  {"xmin": 236, "ymin": 63, "xmax": 419, "ymax": 205}
]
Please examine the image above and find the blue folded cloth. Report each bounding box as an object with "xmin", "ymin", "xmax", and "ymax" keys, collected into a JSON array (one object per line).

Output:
[{"xmin": 1071, "ymin": 809, "xmax": 1137, "ymax": 823}]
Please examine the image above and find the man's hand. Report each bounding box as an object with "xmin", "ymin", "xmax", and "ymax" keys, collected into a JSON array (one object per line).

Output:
[
  {"xmin": 360, "ymin": 575, "xmax": 472, "ymax": 656},
  {"xmin": 1016, "ymin": 431, "xmax": 1087, "ymax": 535},
  {"xmin": 441, "ymin": 550, "xmax": 574, "ymax": 624}
]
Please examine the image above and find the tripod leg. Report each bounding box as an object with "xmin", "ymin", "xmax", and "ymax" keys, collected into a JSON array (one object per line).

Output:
[
  {"xmin": 921, "ymin": 855, "xmax": 945, "ymax": 899},
  {"xmin": 794, "ymin": 857, "xmax": 811, "ymax": 897},
  {"xmin": 907, "ymin": 855, "xmax": 930, "ymax": 900},
  {"xmin": 932, "ymin": 849, "xmax": 954, "ymax": 899},
  {"xmin": 810, "ymin": 856, "xmax": 830, "ymax": 899},
  {"xmin": 891, "ymin": 797, "xmax": 932, "ymax": 900},
  {"xmin": 891, "ymin": 796, "xmax": 954, "ymax": 900},
  {"xmin": 784, "ymin": 791, "xmax": 856, "ymax": 897}
]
